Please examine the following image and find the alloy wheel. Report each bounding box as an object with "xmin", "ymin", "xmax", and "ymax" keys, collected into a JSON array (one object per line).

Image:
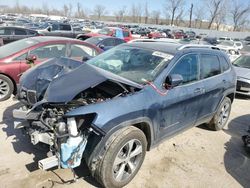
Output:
[{"xmin": 113, "ymin": 139, "xmax": 143, "ymax": 182}]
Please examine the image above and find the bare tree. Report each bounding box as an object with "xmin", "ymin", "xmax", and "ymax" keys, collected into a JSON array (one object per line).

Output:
[
  {"xmin": 42, "ymin": 3, "xmax": 50, "ymax": 15},
  {"xmin": 230, "ymin": 0, "xmax": 250, "ymax": 31},
  {"xmin": 151, "ymin": 10, "xmax": 161, "ymax": 24},
  {"xmin": 68, "ymin": 3, "xmax": 73, "ymax": 18},
  {"xmin": 63, "ymin": 4, "xmax": 69, "ymax": 17},
  {"xmin": 144, "ymin": 2, "xmax": 149, "ymax": 24},
  {"xmin": 114, "ymin": 6, "xmax": 127, "ymax": 22},
  {"xmin": 175, "ymin": 9, "xmax": 184, "ymax": 26},
  {"xmin": 130, "ymin": 4, "xmax": 137, "ymax": 23},
  {"xmin": 214, "ymin": 2, "xmax": 227, "ymax": 30},
  {"xmin": 136, "ymin": 3, "xmax": 143, "ymax": 23},
  {"xmin": 189, "ymin": 3, "xmax": 193, "ymax": 28},
  {"xmin": 164, "ymin": 0, "xmax": 184, "ymax": 26},
  {"xmin": 194, "ymin": 5, "xmax": 204, "ymax": 28},
  {"xmin": 207, "ymin": 0, "xmax": 224, "ymax": 29},
  {"xmin": 76, "ymin": 2, "xmax": 86, "ymax": 18},
  {"xmin": 93, "ymin": 5, "xmax": 106, "ymax": 20}
]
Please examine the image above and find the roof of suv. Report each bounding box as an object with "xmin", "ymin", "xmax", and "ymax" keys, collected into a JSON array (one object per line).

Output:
[
  {"xmin": 122, "ymin": 42, "xmax": 227, "ymax": 57},
  {"xmin": 123, "ymin": 42, "xmax": 181, "ymax": 55}
]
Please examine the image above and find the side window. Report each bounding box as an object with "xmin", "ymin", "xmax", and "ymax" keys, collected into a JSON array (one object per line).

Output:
[
  {"xmin": 30, "ymin": 44, "xmax": 66, "ymax": 59},
  {"xmin": 0, "ymin": 28, "xmax": 12, "ymax": 35},
  {"xmin": 28, "ymin": 30, "xmax": 37, "ymax": 35},
  {"xmin": 102, "ymin": 39, "xmax": 115, "ymax": 46},
  {"xmin": 15, "ymin": 53, "xmax": 28, "ymax": 60},
  {"xmin": 52, "ymin": 24, "xmax": 59, "ymax": 31},
  {"xmin": 15, "ymin": 29, "xmax": 27, "ymax": 35},
  {"xmin": 220, "ymin": 57, "xmax": 230, "ymax": 72},
  {"xmin": 60, "ymin": 24, "xmax": 71, "ymax": 31},
  {"xmin": 115, "ymin": 39, "xmax": 125, "ymax": 45},
  {"xmin": 169, "ymin": 54, "xmax": 198, "ymax": 84},
  {"xmin": 70, "ymin": 44, "xmax": 97, "ymax": 59},
  {"xmin": 200, "ymin": 54, "xmax": 221, "ymax": 79}
]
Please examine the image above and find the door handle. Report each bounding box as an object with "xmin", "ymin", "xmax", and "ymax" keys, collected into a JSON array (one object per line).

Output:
[{"xmin": 194, "ymin": 88, "xmax": 205, "ymax": 94}]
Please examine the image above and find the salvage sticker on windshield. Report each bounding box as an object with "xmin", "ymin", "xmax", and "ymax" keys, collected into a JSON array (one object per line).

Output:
[{"xmin": 152, "ymin": 51, "xmax": 173, "ymax": 60}]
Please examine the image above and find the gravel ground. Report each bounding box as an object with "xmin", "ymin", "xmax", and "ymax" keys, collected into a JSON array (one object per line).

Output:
[{"xmin": 0, "ymin": 97, "xmax": 249, "ymax": 188}]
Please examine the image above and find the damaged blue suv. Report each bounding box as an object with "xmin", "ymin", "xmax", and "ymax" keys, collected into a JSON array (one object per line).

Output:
[{"xmin": 14, "ymin": 42, "xmax": 236, "ymax": 188}]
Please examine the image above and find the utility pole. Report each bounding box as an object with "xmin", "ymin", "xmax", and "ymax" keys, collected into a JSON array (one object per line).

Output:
[{"xmin": 189, "ymin": 3, "xmax": 193, "ymax": 28}]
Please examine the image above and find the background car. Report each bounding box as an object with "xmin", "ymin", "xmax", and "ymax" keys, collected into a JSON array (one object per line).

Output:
[
  {"xmin": 0, "ymin": 36, "xmax": 102, "ymax": 101},
  {"xmin": 233, "ymin": 54, "xmax": 250, "ymax": 96},
  {"xmin": 77, "ymin": 27, "xmax": 133, "ymax": 42},
  {"xmin": 84, "ymin": 36, "xmax": 125, "ymax": 51},
  {"xmin": 0, "ymin": 26, "xmax": 39, "ymax": 44}
]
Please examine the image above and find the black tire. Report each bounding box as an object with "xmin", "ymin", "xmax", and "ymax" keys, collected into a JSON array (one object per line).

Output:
[
  {"xmin": 94, "ymin": 126, "xmax": 147, "ymax": 188},
  {"xmin": 0, "ymin": 74, "xmax": 14, "ymax": 101},
  {"xmin": 207, "ymin": 97, "xmax": 232, "ymax": 131}
]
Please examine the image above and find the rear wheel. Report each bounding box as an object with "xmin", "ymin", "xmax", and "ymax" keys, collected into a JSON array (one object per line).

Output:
[
  {"xmin": 0, "ymin": 74, "xmax": 14, "ymax": 101},
  {"xmin": 94, "ymin": 126, "xmax": 147, "ymax": 188},
  {"xmin": 208, "ymin": 97, "xmax": 231, "ymax": 131}
]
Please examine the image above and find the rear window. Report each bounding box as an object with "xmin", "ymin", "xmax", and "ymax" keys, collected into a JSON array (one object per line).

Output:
[
  {"xmin": 0, "ymin": 38, "xmax": 38, "ymax": 59},
  {"xmin": 85, "ymin": 37, "xmax": 103, "ymax": 45},
  {"xmin": 123, "ymin": 31, "xmax": 130, "ymax": 37}
]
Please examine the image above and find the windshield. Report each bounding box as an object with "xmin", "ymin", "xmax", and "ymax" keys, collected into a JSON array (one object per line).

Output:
[
  {"xmin": 85, "ymin": 37, "xmax": 104, "ymax": 45},
  {"xmin": 98, "ymin": 28, "xmax": 112, "ymax": 35},
  {"xmin": 0, "ymin": 38, "xmax": 38, "ymax": 59},
  {"xmin": 233, "ymin": 55, "xmax": 250, "ymax": 69},
  {"xmin": 219, "ymin": 41, "xmax": 234, "ymax": 46},
  {"xmin": 86, "ymin": 45, "xmax": 173, "ymax": 84}
]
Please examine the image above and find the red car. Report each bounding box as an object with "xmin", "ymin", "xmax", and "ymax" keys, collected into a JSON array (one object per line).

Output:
[
  {"xmin": 148, "ymin": 31, "xmax": 166, "ymax": 39},
  {"xmin": 172, "ymin": 30, "xmax": 186, "ymax": 39},
  {"xmin": 0, "ymin": 36, "xmax": 102, "ymax": 101},
  {"xmin": 77, "ymin": 27, "xmax": 133, "ymax": 42}
]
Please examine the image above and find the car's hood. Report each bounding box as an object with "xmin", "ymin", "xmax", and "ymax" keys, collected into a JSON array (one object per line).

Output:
[
  {"xmin": 45, "ymin": 62, "xmax": 143, "ymax": 103},
  {"xmin": 19, "ymin": 58, "xmax": 83, "ymax": 102},
  {"xmin": 233, "ymin": 66, "xmax": 250, "ymax": 79}
]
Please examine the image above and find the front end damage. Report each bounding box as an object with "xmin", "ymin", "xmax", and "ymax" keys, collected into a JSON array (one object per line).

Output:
[
  {"xmin": 14, "ymin": 65, "xmax": 142, "ymax": 170},
  {"xmin": 14, "ymin": 102, "xmax": 97, "ymax": 170}
]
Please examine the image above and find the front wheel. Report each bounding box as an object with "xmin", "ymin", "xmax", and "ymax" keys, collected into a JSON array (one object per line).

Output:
[
  {"xmin": 208, "ymin": 97, "xmax": 232, "ymax": 131},
  {"xmin": 0, "ymin": 74, "xmax": 14, "ymax": 101},
  {"xmin": 94, "ymin": 126, "xmax": 147, "ymax": 188}
]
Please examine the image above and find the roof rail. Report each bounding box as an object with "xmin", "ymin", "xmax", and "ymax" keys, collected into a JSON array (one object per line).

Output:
[{"xmin": 178, "ymin": 44, "xmax": 221, "ymax": 51}]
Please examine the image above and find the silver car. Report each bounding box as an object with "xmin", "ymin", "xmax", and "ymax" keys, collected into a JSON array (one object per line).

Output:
[{"xmin": 233, "ymin": 54, "xmax": 250, "ymax": 96}]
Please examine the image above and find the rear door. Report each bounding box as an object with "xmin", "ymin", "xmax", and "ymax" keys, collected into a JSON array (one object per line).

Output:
[
  {"xmin": 0, "ymin": 28, "xmax": 13, "ymax": 44},
  {"xmin": 197, "ymin": 53, "xmax": 224, "ymax": 119},
  {"xmin": 14, "ymin": 28, "xmax": 28, "ymax": 41}
]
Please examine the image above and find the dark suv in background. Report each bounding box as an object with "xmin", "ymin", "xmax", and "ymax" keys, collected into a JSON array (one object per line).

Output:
[
  {"xmin": 0, "ymin": 26, "xmax": 39, "ymax": 44},
  {"xmin": 14, "ymin": 42, "xmax": 236, "ymax": 188}
]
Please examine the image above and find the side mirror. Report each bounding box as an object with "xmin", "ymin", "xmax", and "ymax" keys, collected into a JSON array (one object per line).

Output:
[
  {"xmin": 82, "ymin": 56, "xmax": 91, "ymax": 62},
  {"xmin": 99, "ymin": 44, "xmax": 105, "ymax": 49},
  {"xmin": 26, "ymin": 54, "xmax": 37, "ymax": 66},
  {"xmin": 165, "ymin": 74, "xmax": 183, "ymax": 88},
  {"xmin": 47, "ymin": 26, "xmax": 52, "ymax": 32}
]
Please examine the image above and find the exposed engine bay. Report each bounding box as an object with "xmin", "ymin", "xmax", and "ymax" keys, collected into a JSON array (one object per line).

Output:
[{"xmin": 14, "ymin": 79, "xmax": 139, "ymax": 170}]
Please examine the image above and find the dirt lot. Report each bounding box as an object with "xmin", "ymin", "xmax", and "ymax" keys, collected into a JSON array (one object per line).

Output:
[{"xmin": 0, "ymin": 97, "xmax": 250, "ymax": 188}]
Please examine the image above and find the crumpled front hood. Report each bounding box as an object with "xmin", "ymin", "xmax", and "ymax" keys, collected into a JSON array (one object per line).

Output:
[
  {"xmin": 19, "ymin": 58, "xmax": 83, "ymax": 101},
  {"xmin": 234, "ymin": 66, "xmax": 250, "ymax": 79},
  {"xmin": 45, "ymin": 62, "xmax": 143, "ymax": 103}
]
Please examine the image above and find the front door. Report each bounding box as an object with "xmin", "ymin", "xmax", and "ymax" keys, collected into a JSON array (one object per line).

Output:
[{"xmin": 157, "ymin": 54, "xmax": 204, "ymax": 139}]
